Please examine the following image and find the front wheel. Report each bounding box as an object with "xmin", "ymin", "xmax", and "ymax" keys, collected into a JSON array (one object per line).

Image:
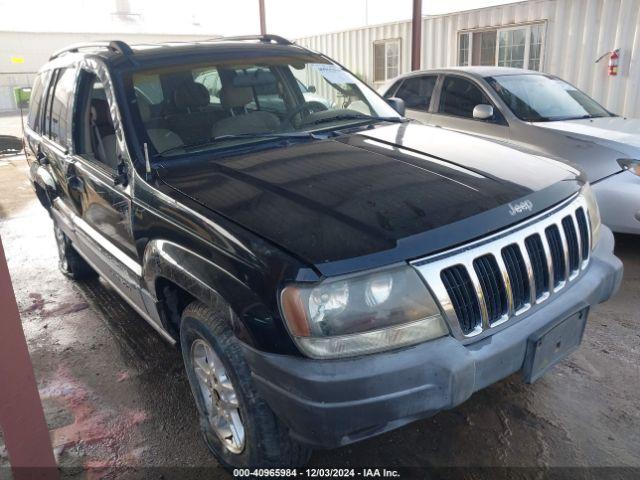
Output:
[{"xmin": 180, "ymin": 301, "xmax": 311, "ymax": 469}]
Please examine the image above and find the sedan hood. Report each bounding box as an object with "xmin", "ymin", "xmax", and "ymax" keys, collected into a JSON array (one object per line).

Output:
[
  {"xmin": 533, "ymin": 117, "xmax": 640, "ymax": 159},
  {"xmin": 158, "ymin": 123, "xmax": 580, "ymax": 275}
]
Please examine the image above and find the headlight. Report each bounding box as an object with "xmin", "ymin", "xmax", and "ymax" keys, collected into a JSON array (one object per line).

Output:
[
  {"xmin": 280, "ymin": 265, "xmax": 448, "ymax": 359},
  {"xmin": 617, "ymin": 158, "xmax": 640, "ymax": 177},
  {"xmin": 581, "ymin": 182, "xmax": 601, "ymax": 249}
]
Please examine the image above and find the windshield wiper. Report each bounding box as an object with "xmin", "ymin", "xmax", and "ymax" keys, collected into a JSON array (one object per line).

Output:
[
  {"xmin": 159, "ymin": 131, "xmax": 323, "ymax": 156},
  {"xmin": 306, "ymin": 114, "xmax": 408, "ymax": 126}
]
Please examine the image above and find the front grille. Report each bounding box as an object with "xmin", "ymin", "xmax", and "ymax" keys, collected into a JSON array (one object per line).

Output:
[
  {"xmin": 525, "ymin": 234, "xmax": 549, "ymax": 298},
  {"xmin": 562, "ymin": 216, "xmax": 580, "ymax": 273},
  {"xmin": 545, "ymin": 224, "xmax": 565, "ymax": 287},
  {"xmin": 412, "ymin": 195, "xmax": 592, "ymax": 339},
  {"xmin": 501, "ymin": 243, "xmax": 530, "ymax": 311},
  {"xmin": 441, "ymin": 265, "xmax": 481, "ymax": 335},
  {"xmin": 575, "ymin": 207, "xmax": 590, "ymax": 261},
  {"xmin": 473, "ymin": 255, "xmax": 508, "ymax": 323}
]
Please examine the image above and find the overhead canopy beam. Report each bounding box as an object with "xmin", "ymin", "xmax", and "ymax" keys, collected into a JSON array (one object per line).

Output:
[
  {"xmin": 411, "ymin": 0, "xmax": 422, "ymax": 70},
  {"xmin": 259, "ymin": 0, "xmax": 267, "ymax": 35}
]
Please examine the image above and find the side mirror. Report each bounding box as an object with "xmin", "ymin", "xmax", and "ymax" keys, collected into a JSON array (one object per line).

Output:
[
  {"xmin": 112, "ymin": 160, "xmax": 129, "ymax": 187},
  {"xmin": 473, "ymin": 104, "xmax": 494, "ymax": 120},
  {"xmin": 307, "ymin": 85, "xmax": 316, "ymax": 93},
  {"xmin": 386, "ymin": 97, "xmax": 406, "ymax": 116}
]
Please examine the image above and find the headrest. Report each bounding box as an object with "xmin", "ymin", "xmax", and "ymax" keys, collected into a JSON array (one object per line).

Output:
[
  {"xmin": 173, "ymin": 81, "xmax": 209, "ymax": 110},
  {"xmin": 90, "ymin": 98, "xmax": 112, "ymax": 127},
  {"xmin": 220, "ymin": 85, "xmax": 254, "ymax": 109}
]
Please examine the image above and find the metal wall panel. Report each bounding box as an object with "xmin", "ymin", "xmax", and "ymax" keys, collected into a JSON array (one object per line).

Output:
[
  {"xmin": 297, "ymin": 0, "xmax": 640, "ymax": 118},
  {"xmin": 0, "ymin": 31, "xmax": 211, "ymax": 111}
]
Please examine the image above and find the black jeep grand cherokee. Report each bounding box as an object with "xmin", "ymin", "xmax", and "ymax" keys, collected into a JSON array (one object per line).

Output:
[{"xmin": 25, "ymin": 36, "xmax": 622, "ymax": 468}]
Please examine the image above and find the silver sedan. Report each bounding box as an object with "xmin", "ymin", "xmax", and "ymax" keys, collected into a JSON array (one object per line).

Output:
[{"xmin": 382, "ymin": 67, "xmax": 640, "ymax": 234}]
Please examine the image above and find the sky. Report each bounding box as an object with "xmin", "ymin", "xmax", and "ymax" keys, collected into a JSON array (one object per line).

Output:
[{"xmin": 0, "ymin": 0, "xmax": 522, "ymax": 38}]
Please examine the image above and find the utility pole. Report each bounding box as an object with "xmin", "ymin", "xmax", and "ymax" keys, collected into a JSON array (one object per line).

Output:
[
  {"xmin": 259, "ymin": 0, "xmax": 267, "ymax": 35},
  {"xmin": 411, "ymin": 0, "xmax": 422, "ymax": 70}
]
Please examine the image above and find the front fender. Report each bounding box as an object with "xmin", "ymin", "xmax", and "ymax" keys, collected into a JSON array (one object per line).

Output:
[{"xmin": 142, "ymin": 239, "xmax": 266, "ymax": 346}]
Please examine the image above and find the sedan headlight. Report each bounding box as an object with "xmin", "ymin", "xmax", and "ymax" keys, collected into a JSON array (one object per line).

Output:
[
  {"xmin": 617, "ymin": 158, "xmax": 640, "ymax": 177},
  {"xmin": 581, "ymin": 182, "xmax": 601, "ymax": 249},
  {"xmin": 280, "ymin": 265, "xmax": 448, "ymax": 359}
]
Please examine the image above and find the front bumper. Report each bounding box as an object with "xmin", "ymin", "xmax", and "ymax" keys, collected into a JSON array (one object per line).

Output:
[
  {"xmin": 592, "ymin": 170, "xmax": 640, "ymax": 234},
  {"xmin": 241, "ymin": 227, "xmax": 622, "ymax": 448}
]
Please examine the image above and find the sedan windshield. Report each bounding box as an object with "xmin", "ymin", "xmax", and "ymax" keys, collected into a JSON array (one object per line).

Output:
[
  {"xmin": 487, "ymin": 74, "xmax": 612, "ymax": 122},
  {"xmin": 130, "ymin": 55, "xmax": 401, "ymax": 157}
]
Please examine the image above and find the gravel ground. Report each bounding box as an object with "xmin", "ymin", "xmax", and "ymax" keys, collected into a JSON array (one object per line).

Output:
[{"xmin": 1, "ymin": 114, "xmax": 639, "ymax": 479}]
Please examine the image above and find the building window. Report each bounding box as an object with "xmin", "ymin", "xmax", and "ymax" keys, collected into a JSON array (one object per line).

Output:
[
  {"xmin": 528, "ymin": 23, "xmax": 544, "ymax": 71},
  {"xmin": 458, "ymin": 33, "xmax": 470, "ymax": 66},
  {"xmin": 458, "ymin": 22, "xmax": 545, "ymax": 71},
  {"xmin": 374, "ymin": 39, "xmax": 400, "ymax": 83}
]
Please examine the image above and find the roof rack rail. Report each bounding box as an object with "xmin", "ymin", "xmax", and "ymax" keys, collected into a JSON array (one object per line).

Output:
[
  {"xmin": 49, "ymin": 40, "xmax": 135, "ymax": 61},
  {"xmin": 211, "ymin": 34, "xmax": 293, "ymax": 45}
]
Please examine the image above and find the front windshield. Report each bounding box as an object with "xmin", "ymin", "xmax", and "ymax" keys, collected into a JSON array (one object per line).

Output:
[
  {"xmin": 487, "ymin": 74, "xmax": 611, "ymax": 122},
  {"xmin": 130, "ymin": 55, "xmax": 400, "ymax": 157}
]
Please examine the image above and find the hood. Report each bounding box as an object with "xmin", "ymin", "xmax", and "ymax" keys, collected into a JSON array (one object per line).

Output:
[
  {"xmin": 158, "ymin": 123, "xmax": 580, "ymax": 276},
  {"xmin": 533, "ymin": 116, "xmax": 640, "ymax": 160}
]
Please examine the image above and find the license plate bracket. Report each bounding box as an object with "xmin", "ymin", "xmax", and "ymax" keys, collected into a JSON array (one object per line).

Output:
[{"xmin": 522, "ymin": 308, "xmax": 588, "ymax": 383}]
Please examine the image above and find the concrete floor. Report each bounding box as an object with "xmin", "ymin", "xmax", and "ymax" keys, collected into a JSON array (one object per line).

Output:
[{"xmin": 1, "ymin": 114, "xmax": 639, "ymax": 478}]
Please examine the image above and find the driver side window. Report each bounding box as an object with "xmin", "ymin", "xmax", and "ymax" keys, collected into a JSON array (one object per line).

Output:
[
  {"xmin": 75, "ymin": 71, "xmax": 119, "ymax": 170},
  {"xmin": 439, "ymin": 76, "xmax": 489, "ymax": 119}
]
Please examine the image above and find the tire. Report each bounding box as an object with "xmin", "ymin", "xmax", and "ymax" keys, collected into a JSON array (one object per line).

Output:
[
  {"xmin": 53, "ymin": 221, "xmax": 96, "ymax": 280},
  {"xmin": 180, "ymin": 301, "xmax": 312, "ymax": 469}
]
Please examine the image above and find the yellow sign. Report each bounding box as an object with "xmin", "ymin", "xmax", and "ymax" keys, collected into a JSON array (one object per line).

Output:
[{"xmin": 10, "ymin": 57, "xmax": 25, "ymax": 64}]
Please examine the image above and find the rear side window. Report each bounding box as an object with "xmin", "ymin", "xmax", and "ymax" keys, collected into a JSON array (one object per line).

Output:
[
  {"xmin": 134, "ymin": 73, "xmax": 164, "ymax": 105},
  {"xmin": 439, "ymin": 76, "xmax": 488, "ymax": 118},
  {"xmin": 394, "ymin": 76, "xmax": 437, "ymax": 111},
  {"xmin": 46, "ymin": 67, "xmax": 77, "ymax": 148},
  {"xmin": 193, "ymin": 68, "xmax": 222, "ymax": 104},
  {"xmin": 27, "ymin": 74, "xmax": 46, "ymax": 132}
]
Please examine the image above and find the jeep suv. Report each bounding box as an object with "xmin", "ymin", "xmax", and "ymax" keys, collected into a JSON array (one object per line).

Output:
[{"xmin": 25, "ymin": 36, "xmax": 622, "ymax": 468}]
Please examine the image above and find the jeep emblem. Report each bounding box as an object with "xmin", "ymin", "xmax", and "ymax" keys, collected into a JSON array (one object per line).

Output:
[{"xmin": 508, "ymin": 200, "xmax": 534, "ymax": 216}]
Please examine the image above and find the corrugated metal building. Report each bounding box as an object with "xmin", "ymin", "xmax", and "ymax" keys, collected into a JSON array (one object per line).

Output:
[
  {"xmin": 297, "ymin": 0, "xmax": 640, "ymax": 118},
  {"xmin": 0, "ymin": 31, "xmax": 212, "ymax": 111}
]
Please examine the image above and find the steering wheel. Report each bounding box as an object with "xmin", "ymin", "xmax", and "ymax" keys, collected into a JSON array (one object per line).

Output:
[{"xmin": 282, "ymin": 101, "xmax": 328, "ymax": 128}]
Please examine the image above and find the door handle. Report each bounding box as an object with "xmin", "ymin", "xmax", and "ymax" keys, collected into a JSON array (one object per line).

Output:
[
  {"xmin": 36, "ymin": 151, "xmax": 49, "ymax": 165},
  {"xmin": 68, "ymin": 175, "xmax": 85, "ymax": 193}
]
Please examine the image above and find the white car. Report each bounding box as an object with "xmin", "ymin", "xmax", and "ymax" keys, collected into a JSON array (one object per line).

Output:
[{"xmin": 382, "ymin": 67, "xmax": 640, "ymax": 234}]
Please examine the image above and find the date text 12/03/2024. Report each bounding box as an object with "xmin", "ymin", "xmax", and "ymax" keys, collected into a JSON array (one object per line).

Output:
[{"xmin": 233, "ymin": 468, "xmax": 401, "ymax": 477}]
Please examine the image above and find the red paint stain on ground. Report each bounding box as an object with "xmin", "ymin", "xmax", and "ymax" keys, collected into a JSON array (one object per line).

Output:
[
  {"xmin": 24, "ymin": 292, "xmax": 45, "ymax": 313},
  {"xmin": 40, "ymin": 366, "xmax": 147, "ymax": 478},
  {"xmin": 22, "ymin": 292, "xmax": 88, "ymax": 317}
]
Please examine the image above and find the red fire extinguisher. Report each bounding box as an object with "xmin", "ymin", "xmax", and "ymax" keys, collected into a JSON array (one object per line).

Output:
[{"xmin": 609, "ymin": 50, "xmax": 619, "ymax": 76}]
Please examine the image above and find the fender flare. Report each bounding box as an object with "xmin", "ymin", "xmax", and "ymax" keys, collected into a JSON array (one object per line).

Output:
[{"xmin": 142, "ymin": 239, "xmax": 258, "ymax": 343}]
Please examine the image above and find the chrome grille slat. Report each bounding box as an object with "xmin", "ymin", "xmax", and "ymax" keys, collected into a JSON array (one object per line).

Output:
[
  {"xmin": 493, "ymin": 253, "xmax": 514, "ymax": 321},
  {"xmin": 413, "ymin": 195, "xmax": 591, "ymax": 340},
  {"xmin": 517, "ymin": 239, "xmax": 537, "ymax": 309},
  {"xmin": 556, "ymin": 220, "xmax": 572, "ymax": 283}
]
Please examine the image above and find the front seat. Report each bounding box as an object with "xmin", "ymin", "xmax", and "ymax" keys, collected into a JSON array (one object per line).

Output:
[
  {"xmin": 89, "ymin": 98, "xmax": 118, "ymax": 169},
  {"xmin": 137, "ymin": 100, "xmax": 184, "ymax": 154},
  {"xmin": 166, "ymin": 80, "xmax": 214, "ymax": 145},
  {"xmin": 212, "ymin": 84, "xmax": 280, "ymax": 137}
]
